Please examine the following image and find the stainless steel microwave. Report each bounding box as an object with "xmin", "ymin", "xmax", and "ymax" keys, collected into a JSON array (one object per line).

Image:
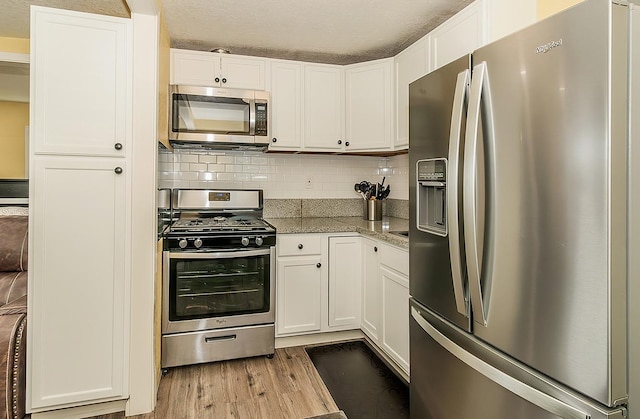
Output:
[{"xmin": 169, "ymin": 85, "xmax": 270, "ymax": 148}]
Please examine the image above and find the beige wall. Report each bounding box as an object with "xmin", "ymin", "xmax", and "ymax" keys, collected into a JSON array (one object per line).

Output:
[
  {"xmin": 0, "ymin": 101, "xmax": 29, "ymax": 178},
  {"xmin": 538, "ymin": 0, "xmax": 584, "ymax": 20},
  {"xmin": 0, "ymin": 37, "xmax": 29, "ymax": 54}
]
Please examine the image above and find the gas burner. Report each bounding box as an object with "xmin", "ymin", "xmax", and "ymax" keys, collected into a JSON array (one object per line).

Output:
[{"xmin": 212, "ymin": 216, "xmax": 227, "ymax": 222}]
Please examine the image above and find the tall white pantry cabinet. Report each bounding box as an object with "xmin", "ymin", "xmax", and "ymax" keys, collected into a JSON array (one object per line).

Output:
[{"xmin": 27, "ymin": 6, "xmax": 132, "ymax": 413}]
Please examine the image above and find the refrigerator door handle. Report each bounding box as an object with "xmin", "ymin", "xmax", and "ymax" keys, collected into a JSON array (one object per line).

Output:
[
  {"xmin": 463, "ymin": 61, "xmax": 493, "ymax": 326},
  {"xmin": 447, "ymin": 69, "xmax": 470, "ymax": 317},
  {"xmin": 411, "ymin": 307, "xmax": 591, "ymax": 419}
]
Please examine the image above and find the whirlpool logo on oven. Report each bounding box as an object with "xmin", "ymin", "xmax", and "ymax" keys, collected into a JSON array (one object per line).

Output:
[{"xmin": 536, "ymin": 39, "xmax": 563, "ymax": 54}]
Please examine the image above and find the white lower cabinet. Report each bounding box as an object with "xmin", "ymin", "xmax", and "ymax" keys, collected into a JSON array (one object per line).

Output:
[
  {"xmin": 361, "ymin": 240, "xmax": 410, "ymax": 376},
  {"xmin": 276, "ymin": 257, "xmax": 323, "ymax": 335},
  {"xmin": 381, "ymin": 266, "xmax": 410, "ymax": 374},
  {"xmin": 328, "ymin": 236, "xmax": 362, "ymax": 328},
  {"xmin": 29, "ymin": 157, "xmax": 129, "ymax": 409},
  {"xmin": 361, "ymin": 238, "xmax": 381, "ymax": 341},
  {"xmin": 275, "ymin": 233, "xmax": 409, "ymax": 375}
]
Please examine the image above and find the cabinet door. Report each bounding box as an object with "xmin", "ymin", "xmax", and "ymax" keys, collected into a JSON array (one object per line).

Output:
[
  {"xmin": 328, "ymin": 236, "xmax": 362, "ymax": 328},
  {"xmin": 269, "ymin": 61, "xmax": 302, "ymax": 150},
  {"xmin": 31, "ymin": 7, "xmax": 131, "ymax": 157},
  {"xmin": 381, "ymin": 266, "xmax": 410, "ymax": 374},
  {"xmin": 303, "ymin": 64, "xmax": 344, "ymax": 151},
  {"xmin": 29, "ymin": 157, "xmax": 128, "ymax": 409},
  {"xmin": 170, "ymin": 49, "xmax": 219, "ymax": 86},
  {"xmin": 361, "ymin": 238, "xmax": 381, "ymax": 342},
  {"xmin": 276, "ymin": 257, "xmax": 323, "ymax": 335},
  {"xmin": 345, "ymin": 59, "xmax": 393, "ymax": 151},
  {"xmin": 430, "ymin": 1, "xmax": 487, "ymax": 71},
  {"xmin": 395, "ymin": 38, "xmax": 429, "ymax": 148},
  {"xmin": 220, "ymin": 56, "xmax": 266, "ymax": 90}
]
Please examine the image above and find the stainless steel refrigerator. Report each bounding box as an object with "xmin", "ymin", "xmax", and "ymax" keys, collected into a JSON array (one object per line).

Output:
[{"xmin": 408, "ymin": 1, "xmax": 638, "ymax": 417}]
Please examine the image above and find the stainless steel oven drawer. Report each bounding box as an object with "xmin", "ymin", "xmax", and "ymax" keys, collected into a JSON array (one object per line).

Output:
[{"xmin": 161, "ymin": 324, "xmax": 275, "ymax": 368}]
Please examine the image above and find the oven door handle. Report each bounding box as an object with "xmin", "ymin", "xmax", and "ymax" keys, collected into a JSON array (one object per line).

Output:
[{"xmin": 168, "ymin": 248, "xmax": 272, "ymax": 259}]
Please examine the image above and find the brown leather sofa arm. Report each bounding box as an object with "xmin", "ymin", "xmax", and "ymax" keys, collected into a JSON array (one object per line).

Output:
[{"xmin": 0, "ymin": 311, "xmax": 26, "ymax": 419}]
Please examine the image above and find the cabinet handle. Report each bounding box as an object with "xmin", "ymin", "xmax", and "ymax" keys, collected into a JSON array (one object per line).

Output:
[
  {"xmin": 114, "ymin": 167, "xmax": 123, "ymax": 174},
  {"xmin": 316, "ymin": 263, "xmax": 322, "ymax": 268},
  {"xmin": 215, "ymin": 77, "xmax": 220, "ymax": 83},
  {"xmin": 272, "ymin": 138, "xmax": 277, "ymax": 143},
  {"xmin": 114, "ymin": 143, "xmax": 123, "ymax": 150},
  {"xmin": 345, "ymin": 141, "xmax": 350, "ymax": 147},
  {"xmin": 374, "ymin": 246, "xmax": 378, "ymax": 252},
  {"xmin": 337, "ymin": 139, "xmax": 342, "ymax": 145},
  {"xmin": 222, "ymin": 78, "xmax": 227, "ymax": 84},
  {"xmin": 298, "ymin": 244, "xmax": 303, "ymax": 249}
]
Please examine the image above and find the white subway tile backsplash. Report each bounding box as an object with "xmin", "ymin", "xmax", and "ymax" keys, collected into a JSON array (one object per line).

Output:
[{"xmin": 158, "ymin": 150, "xmax": 409, "ymax": 200}]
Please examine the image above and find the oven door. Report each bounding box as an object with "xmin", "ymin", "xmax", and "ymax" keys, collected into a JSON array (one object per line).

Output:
[{"xmin": 162, "ymin": 247, "xmax": 275, "ymax": 334}]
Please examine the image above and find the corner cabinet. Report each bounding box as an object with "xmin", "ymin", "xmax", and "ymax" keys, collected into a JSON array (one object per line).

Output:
[
  {"xmin": 28, "ymin": 6, "xmax": 131, "ymax": 412},
  {"xmin": 344, "ymin": 59, "xmax": 394, "ymax": 152},
  {"xmin": 170, "ymin": 48, "xmax": 266, "ymax": 90},
  {"xmin": 275, "ymin": 234, "xmax": 361, "ymax": 337},
  {"xmin": 303, "ymin": 64, "xmax": 344, "ymax": 151}
]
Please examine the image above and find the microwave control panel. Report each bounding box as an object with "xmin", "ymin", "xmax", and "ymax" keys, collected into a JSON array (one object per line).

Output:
[{"xmin": 255, "ymin": 102, "xmax": 268, "ymax": 136}]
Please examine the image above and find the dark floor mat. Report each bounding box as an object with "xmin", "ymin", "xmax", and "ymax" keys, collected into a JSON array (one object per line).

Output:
[{"xmin": 306, "ymin": 340, "xmax": 409, "ymax": 419}]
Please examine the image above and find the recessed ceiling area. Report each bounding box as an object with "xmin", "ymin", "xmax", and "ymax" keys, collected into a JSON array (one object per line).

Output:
[{"xmin": 0, "ymin": 0, "xmax": 473, "ymax": 65}]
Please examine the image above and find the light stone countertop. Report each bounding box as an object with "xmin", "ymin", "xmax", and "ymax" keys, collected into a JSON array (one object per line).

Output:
[{"xmin": 265, "ymin": 216, "xmax": 409, "ymax": 249}]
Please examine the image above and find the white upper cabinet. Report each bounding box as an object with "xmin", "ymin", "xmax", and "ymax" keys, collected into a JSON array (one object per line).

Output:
[
  {"xmin": 394, "ymin": 37, "xmax": 429, "ymax": 148},
  {"xmin": 486, "ymin": 0, "xmax": 537, "ymax": 43},
  {"xmin": 303, "ymin": 64, "xmax": 344, "ymax": 151},
  {"xmin": 31, "ymin": 7, "xmax": 131, "ymax": 157},
  {"xmin": 344, "ymin": 58, "xmax": 394, "ymax": 152},
  {"xmin": 170, "ymin": 49, "xmax": 266, "ymax": 90},
  {"xmin": 429, "ymin": 1, "xmax": 488, "ymax": 72},
  {"xmin": 268, "ymin": 60, "xmax": 302, "ymax": 150}
]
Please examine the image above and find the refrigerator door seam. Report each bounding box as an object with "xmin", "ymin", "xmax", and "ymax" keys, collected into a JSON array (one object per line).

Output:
[{"xmin": 411, "ymin": 306, "xmax": 591, "ymax": 419}]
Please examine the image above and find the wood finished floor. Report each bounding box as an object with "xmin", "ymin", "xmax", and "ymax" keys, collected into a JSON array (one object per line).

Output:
[{"xmin": 91, "ymin": 346, "xmax": 339, "ymax": 419}]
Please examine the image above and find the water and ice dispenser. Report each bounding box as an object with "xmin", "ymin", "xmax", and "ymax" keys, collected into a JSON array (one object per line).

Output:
[{"xmin": 416, "ymin": 158, "xmax": 447, "ymax": 236}]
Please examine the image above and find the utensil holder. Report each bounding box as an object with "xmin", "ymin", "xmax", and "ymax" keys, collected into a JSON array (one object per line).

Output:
[{"xmin": 363, "ymin": 199, "xmax": 383, "ymax": 221}]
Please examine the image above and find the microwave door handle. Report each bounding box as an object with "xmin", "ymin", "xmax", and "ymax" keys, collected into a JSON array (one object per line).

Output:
[
  {"xmin": 249, "ymin": 99, "xmax": 256, "ymax": 136},
  {"xmin": 448, "ymin": 69, "xmax": 470, "ymax": 318}
]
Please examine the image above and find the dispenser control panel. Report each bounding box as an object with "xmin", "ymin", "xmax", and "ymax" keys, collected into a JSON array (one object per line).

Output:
[
  {"xmin": 416, "ymin": 158, "xmax": 447, "ymax": 237},
  {"xmin": 418, "ymin": 159, "xmax": 446, "ymax": 182}
]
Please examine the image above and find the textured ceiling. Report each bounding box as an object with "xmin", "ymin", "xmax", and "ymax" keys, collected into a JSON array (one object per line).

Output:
[
  {"xmin": 162, "ymin": 0, "xmax": 474, "ymax": 65},
  {"xmin": 0, "ymin": 0, "xmax": 473, "ymax": 66}
]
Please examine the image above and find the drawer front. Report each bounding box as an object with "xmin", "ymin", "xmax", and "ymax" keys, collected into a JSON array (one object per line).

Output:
[
  {"xmin": 162, "ymin": 324, "xmax": 275, "ymax": 368},
  {"xmin": 277, "ymin": 234, "xmax": 322, "ymax": 256},
  {"xmin": 380, "ymin": 243, "xmax": 409, "ymax": 276}
]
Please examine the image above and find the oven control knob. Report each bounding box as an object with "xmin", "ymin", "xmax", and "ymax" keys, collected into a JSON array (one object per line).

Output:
[
  {"xmin": 178, "ymin": 238, "xmax": 188, "ymax": 249},
  {"xmin": 193, "ymin": 238, "xmax": 203, "ymax": 249},
  {"xmin": 255, "ymin": 237, "xmax": 264, "ymax": 247},
  {"xmin": 241, "ymin": 236, "xmax": 250, "ymax": 247}
]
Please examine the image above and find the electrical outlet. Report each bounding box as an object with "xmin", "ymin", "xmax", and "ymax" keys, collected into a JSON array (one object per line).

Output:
[{"xmin": 305, "ymin": 176, "xmax": 313, "ymax": 189}]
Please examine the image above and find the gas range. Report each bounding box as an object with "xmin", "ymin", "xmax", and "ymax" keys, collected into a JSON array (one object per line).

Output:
[{"xmin": 163, "ymin": 189, "xmax": 276, "ymax": 251}]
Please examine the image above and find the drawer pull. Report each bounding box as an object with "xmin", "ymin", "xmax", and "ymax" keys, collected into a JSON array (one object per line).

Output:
[
  {"xmin": 205, "ymin": 335, "xmax": 236, "ymax": 343},
  {"xmin": 298, "ymin": 244, "xmax": 304, "ymax": 249}
]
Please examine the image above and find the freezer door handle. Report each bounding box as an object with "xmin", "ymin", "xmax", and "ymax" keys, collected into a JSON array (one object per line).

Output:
[
  {"xmin": 411, "ymin": 307, "xmax": 591, "ymax": 419},
  {"xmin": 463, "ymin": 61, "xmax": 494, "ymax": 326},
  {"xmin": 447, "ymin": 69, "xmax": 470, "ymax": 317}
]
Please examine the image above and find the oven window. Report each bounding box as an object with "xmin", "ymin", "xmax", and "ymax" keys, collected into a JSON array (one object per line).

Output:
[
  {"xmin": 172, "ymin": 94, "xmax": 250, "ymax": 134},
  {"xmin": 169, "ymin": 253, "xmax": 269, "ymax": 321}
]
